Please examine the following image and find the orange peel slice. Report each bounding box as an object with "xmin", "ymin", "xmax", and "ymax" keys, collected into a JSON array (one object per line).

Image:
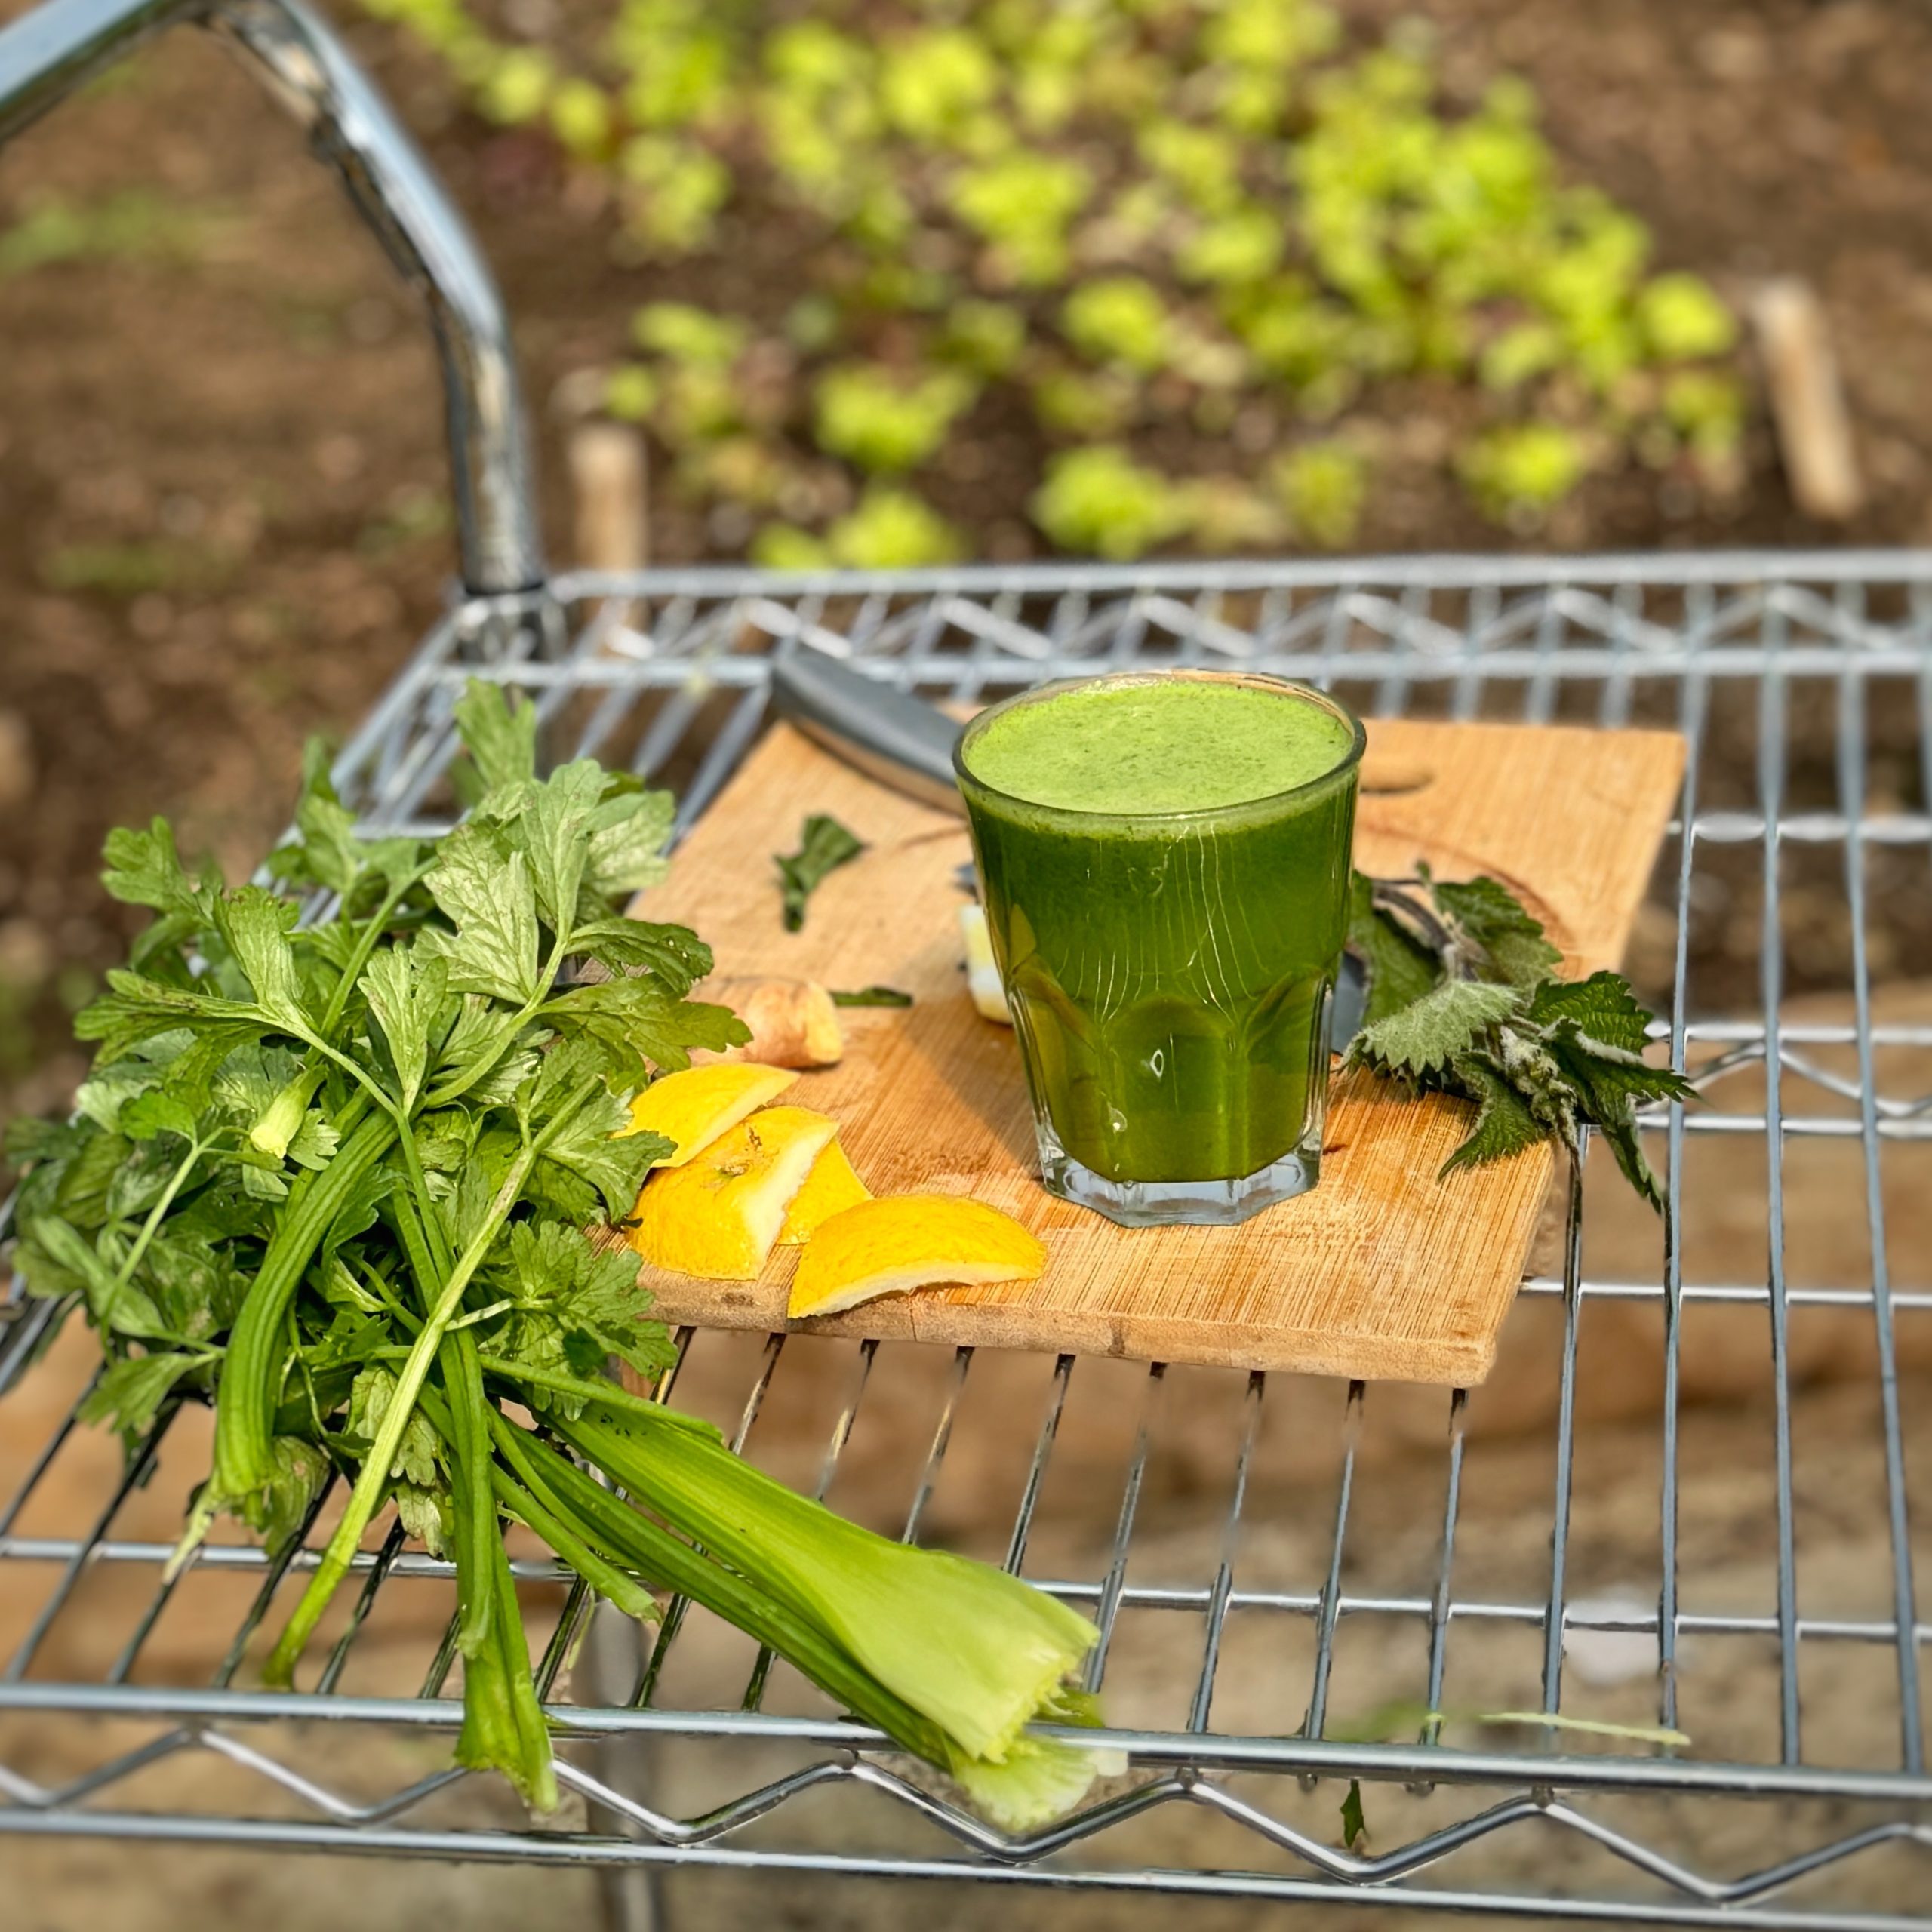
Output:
[
  {"xmin": 629, "ymin": 1105, "xmax": 838, "ymax": 1280},
  {"xmin": 621, "ymin": 1062, "xmax": 798, "ymax": 1169},
  {"xmin": 778, "ymin": 1137, "xmax": 870, "ymax": 1245},
  {"xmin": 788, "ymin": 1195, "xmax": 1046, "ymax": 1320}
]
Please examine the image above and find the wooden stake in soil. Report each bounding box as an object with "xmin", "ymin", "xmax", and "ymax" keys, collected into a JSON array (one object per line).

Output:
[
  {"xmin": 1752, "ymin": 278, "xmax": 1863, "ymax": 521},
  {"xmin": 568, "ymin": 421, "xmax": 650, "ymax": 571}
]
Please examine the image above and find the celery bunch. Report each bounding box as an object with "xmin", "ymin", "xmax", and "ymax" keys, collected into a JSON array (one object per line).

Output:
[{"xmin": 3, "ymin": 681, "xmax": 1111, "ymax": 1827}]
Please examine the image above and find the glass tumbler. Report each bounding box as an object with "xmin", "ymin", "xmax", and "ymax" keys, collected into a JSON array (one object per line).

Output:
[{"xmin": 955, "ymin": 671, "xmax": 1364, "ymax": 1228}]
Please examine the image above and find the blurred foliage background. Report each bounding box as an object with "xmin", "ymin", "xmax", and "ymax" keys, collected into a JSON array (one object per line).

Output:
[{"xmin": 355, "ymin": 0, "xmax": 1745, "ymax": 564}]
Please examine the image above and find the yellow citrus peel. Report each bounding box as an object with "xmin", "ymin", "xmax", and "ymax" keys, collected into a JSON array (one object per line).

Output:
[
  {"xmin": 779, "ymin": 1137, "xmax": 870, "ymax": 1245},
  {"xmin": 629, "ymin": 1105, "xmax": 837, "ymax": 1280},
  {"xmin": 788, "ymin": 1195, "xmax": 1045, "ymax": 1320},
  {"xmin": 620, "ymin": 1062, "xmax": 798, "ymax": 1168}
]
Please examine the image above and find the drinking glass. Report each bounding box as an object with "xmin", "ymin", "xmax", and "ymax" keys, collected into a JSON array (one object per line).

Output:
[{"xmin": 955, "ymin": 671, "xmax": 1364, "ymax": 1227}]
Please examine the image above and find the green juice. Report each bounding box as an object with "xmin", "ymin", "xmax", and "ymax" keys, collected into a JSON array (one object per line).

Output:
[{"xmin": 956, "ymin": 672, "xmax": 1363, "ymax": 1226}]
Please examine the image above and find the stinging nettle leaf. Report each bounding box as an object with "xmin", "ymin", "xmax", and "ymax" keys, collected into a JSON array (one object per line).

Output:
[
  {"xmin": 1346, "ymin": 870, "xmax": 1439, "ymax": 1029},
  {"xmin": 1438, "ymin": 1054, "xmax": 1546, "ymax": 1179},
  {"xmin": 1589, "ymin": 1095, "xmax": 1668, "ymax": 1211},
  {"xmin": 1527, "ymin": 970, "xmax": 1656, "ymax": 1054},
  {"xmin": 774, "ymin": 814, "xmax": 866, "ymax": 933},
  {"xmin": 1349, "ymin": 979, "xmax": 1521, "ymax": 1082},
  {"xmin": 1432, "ymin": 874, "xmax": 1563, "ymax": 988}
]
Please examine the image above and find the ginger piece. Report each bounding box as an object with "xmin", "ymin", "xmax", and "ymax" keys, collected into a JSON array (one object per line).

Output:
[{"xmin": 694, "ymin": 977, "xmax": 846, "ymax": 1069}]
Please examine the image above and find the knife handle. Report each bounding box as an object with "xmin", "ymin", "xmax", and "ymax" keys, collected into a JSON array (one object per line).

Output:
[{"xmin": 769, "ymin": 644, "xmax": 968, "ymax": 816}]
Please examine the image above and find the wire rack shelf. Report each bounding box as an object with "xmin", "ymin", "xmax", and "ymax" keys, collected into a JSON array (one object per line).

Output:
[{"xmin": 3, "ymin": 552, "xmax": 1930, "ymax": 1929}]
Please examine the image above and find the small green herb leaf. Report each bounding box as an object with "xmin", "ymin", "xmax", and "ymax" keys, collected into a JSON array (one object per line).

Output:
[
  {"xmin": 349, "ymin": 1365, "xmax": 444, "ymax": 1487},
  {"xmin": 26, "ymin": 1215, "xmax": 173, "ymax": 1341},
  {"xmin": 362, "ymin": 945, "xmax": 450, "ymax": 1112},
  {"xmin": 1340, "ymin": 1778, "xmax": 1367, "ymax": 1852},
  {"xmin": 102, "ymin": 819, "xmax": 205, "ymax": 918},
  {"xmin": 122, "ymin": 1089, "xmax": 200, "ymax": 1144},
  {"xmin": 584, "ymin": 789, "xmax": 678, "ymax": 901},
  {"xmin": 238, "ymin": 1438, "xmax": 331, "ymax": 1556},
  {"xmin": 454, "ymin": 680, "xmax": 539, "ymax": 798},
  {"xmin": 393, "ymin": 1481, "xmax": 452, "ymax": 1557},
  {"xmin": 528, "ymin": 1083, "xmax": 667, "ymax": 1223},
  {"xmin": 80, "ymin": 1350, "xmax": 201, "ymax": 1438},
  {"xmin": 543, "ymin": 977, "xmax": 749, "ymax": 1081},
  {"xmin": 830, "ymin": 986, "xmax": 914, "ymax": 1007},
  {"xmin": 423, "ymin": 830, "xmax": 542, "ymax": 1004},
  {"xmin": 515, "ymin": 760, "xmax": 605, "ymax": 934},
  {"xmin": 488, "ymin": 1221, "xmax": 676, "ymax": 1407},
  {"xmin": 569, "ymin": 918, "xmax": 712, "ymax": 995},
  {"xmin": 775, "ymin": 814, "xmax": 866, "ymax": 932},
  {"xmin": 214, "ymin": 888, "xmax": 309, "ymax": 1030},
  {"xmin": 75, "ymin": 971, "xmax": 267, "ymax": 1067}
]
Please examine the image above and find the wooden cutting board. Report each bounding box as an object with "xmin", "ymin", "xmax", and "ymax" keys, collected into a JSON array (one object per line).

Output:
[{"xmin": 628, "ymin": 717, "xmax": 1684, "ymax": 1384}]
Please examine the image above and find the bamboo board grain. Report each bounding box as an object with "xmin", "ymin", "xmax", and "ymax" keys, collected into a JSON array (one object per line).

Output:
[{"xmin": 628, "ymin": 717, "xmax": 1685, "ymax": 1383}]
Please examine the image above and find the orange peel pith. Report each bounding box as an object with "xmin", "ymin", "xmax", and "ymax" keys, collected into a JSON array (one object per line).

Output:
[
  {"xmin": 779, "ymin": 1137, "xmax": 870, "ymax": 1245},
  {"xmin": 629, "ymin": 1105, "xmax": 838, "ymax": 1280},
  {"xmin": 621, "ymin": 1062, "xmax": 798, "ymax": 1168},
  {"xmin": 789, "ymin": 1195, "xmax": 1046, "ymax": 1320}
]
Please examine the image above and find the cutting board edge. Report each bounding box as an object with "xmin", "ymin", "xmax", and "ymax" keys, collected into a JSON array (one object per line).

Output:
[{"xmin": 644, "ymin": 1287, "xmax": 1503, "ymax": 1384}]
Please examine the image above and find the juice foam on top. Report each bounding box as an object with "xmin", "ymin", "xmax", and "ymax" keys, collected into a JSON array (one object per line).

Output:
[{"xmin": 964, "ymin": 677, "xmax": 1355, "ymax": 814}]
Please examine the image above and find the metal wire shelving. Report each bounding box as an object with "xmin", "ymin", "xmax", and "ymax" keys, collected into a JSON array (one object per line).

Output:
[{"xmin": 3, "ymin": 552, "xmax": 1930, "ymax": 1928}]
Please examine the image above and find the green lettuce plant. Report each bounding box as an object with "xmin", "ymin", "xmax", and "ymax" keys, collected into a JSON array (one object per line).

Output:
[
  {"xmin": 356, "ymin": 0, "xmax": 1750, "ymax": 559},
  {"xmin": 814, "ymin": 365, "xmax": 979, "ymax": 473}
]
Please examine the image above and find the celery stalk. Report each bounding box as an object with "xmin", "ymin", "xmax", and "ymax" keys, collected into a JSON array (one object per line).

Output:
[{"xmin": 555, "ymin": 1402, "xmax": 1100, "ymax": 1765}]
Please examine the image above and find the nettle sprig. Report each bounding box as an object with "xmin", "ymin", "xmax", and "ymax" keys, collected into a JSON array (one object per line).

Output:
[{"xmin": 1343, "ymin": 867, "xmax": 1694, "ymax": 1208}]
